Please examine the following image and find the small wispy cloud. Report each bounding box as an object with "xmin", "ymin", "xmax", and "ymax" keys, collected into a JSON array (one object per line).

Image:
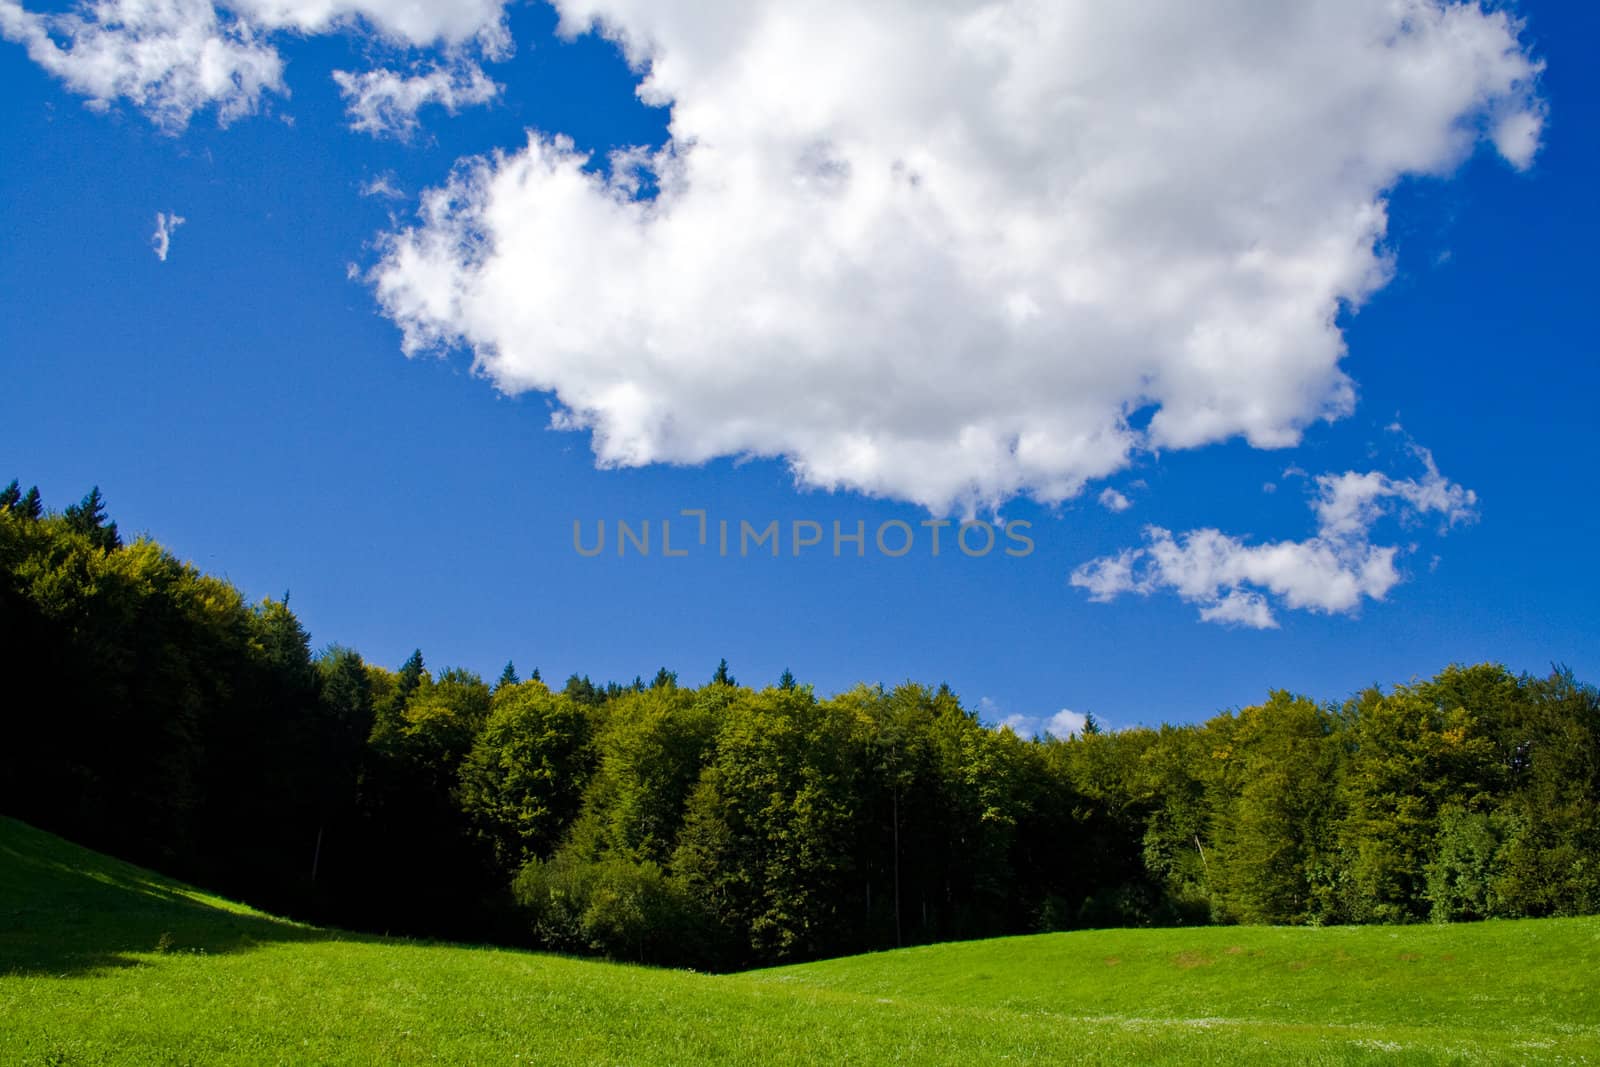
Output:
[
  {"xmin": 1072, "ymin": 443, "xmax": 1477, "ymax": 629},
  {"xmin": 360, "ymin": 172, "xmax": 405, "ymax": 200},
  {"xmin": 333, "ymin": 62, "xmax": 499, "ymax": 141},
  {"xmin": 1098, "ymin": 488, "xmax": 1133, "ymax": 513},
  {"xmin": 151, "ymin": 211, "xmax": 185, "ymax": 261}
]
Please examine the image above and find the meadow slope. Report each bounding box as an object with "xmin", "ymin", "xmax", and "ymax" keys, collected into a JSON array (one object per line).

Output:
[{"xmin": 2, "ymin": 817, "xmax": 1596, "ymax": 1065}]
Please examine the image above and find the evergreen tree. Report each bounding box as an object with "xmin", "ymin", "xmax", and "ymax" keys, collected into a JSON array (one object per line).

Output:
[
  {"xmin": 372, "ymin": 648, "xmax": 429, "ymax": 741},
  {"xmin": 711, "ymin": 658, "xmax": 736, "ymax": 687},
  {"xmin": 497, "ymin": 661, "xmax": 520, "ymax": 690},
  {"xmin": 319, "ymin": 647, "xmax": 376, "ymax": 752},
  {"xmin": 778, "ymin": 668, "xmax": 797, "ymax": 691},
  {"xmin": 63, "ymin": 486, "xmax": 120, "ymax": 551},
  {"xmin": 396, "ymin": 649, "xmax": 427, "ymax": 704},
  {"xmin": 18, "ymin": 486, "xmax": 42, "ymax": 520},
  {"xmin": 0, "ymin": 480, "xmax": 18, "ymax": 511},
  {"xmin": 256, "ymin": 598, "xmax": 317, "ymax": 693},
  {"xmin": 564, "ymin": 673, "xmax": 602, "ymax": 706},
  {"xmin": 652, "ymin": 667, "xmax": 678, "ymax": 690}
]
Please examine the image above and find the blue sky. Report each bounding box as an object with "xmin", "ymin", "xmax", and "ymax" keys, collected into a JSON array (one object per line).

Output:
[{"xmin": 2, "ymin": 0, "xmax": 1596, "ymax": 730}]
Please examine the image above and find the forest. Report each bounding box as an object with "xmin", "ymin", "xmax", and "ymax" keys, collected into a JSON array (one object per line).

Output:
[{"xmin": 3, "ymin": 480, "xmax": 1598, "ymax": 970}]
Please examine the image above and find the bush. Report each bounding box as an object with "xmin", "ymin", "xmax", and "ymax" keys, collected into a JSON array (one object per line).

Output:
[{"xmin": 512, "ymin": 852, "xmax": 723, "ymax": 967}]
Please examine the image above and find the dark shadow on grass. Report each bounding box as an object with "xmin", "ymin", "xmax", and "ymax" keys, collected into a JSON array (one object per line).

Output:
[{"xmin": 0, "ymin": 817, "xmax": 377, "ymax": 977}]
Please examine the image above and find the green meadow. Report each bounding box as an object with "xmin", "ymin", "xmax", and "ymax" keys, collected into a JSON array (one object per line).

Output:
[{"xmin": 3, "ymin": 816, "xmax": 1596, "ymax": 1065}]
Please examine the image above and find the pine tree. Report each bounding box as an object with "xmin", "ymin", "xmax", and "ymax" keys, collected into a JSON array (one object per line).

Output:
[
  {"xmin": 0, "ymin": 480, "xmax": 18, "ymax": 511},
  {"xmin": 652, "ymin": 667, "xmax": 678, "ymax": 690},
  {"xmin": 712, "ymin": 658, "xmax": 736, "ymax": 687},
  {"xmin": 63, "ymin": 486, "xmax": 120, "ymax": 551},
  {"xmin": 497, "ymin": 661, "xmax": 520, "ymax": 690},
  {"xmin": 530, "ymin": 667, "xmax": 541, "ymax": 683},
  {"xmin": 256, "ymin": 598, "xmax": 316, "ymax": 693},
  {"xmin": 1082, "ymin": 711, "xmax": 1102, "ymax": 735},
  {"xmin": 319, "ymin": 647, "xmax": 375, "ymax": 751},
  {"xmin": 396, "ymin": 649, "xmax": 426, "ymax": 704},
  {"xmin": 778, "ymin": 668, "xmax": 797, "ymax": 691},
  {"xmin": 18, "ymin": 486, "xmax": 41, "ymax": 520},
  {"xmin": 564, "ymin": 674, "xmax": 601, "ymax": 706}
]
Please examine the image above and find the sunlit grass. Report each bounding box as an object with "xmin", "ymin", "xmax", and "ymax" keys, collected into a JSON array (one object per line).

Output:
[{"xmin": 3, "ymin": 817, "xmax": 1597, "ymax": 1064}]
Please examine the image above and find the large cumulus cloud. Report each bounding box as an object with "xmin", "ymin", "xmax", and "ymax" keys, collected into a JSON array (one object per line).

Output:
[{"xmin": 370, "ymin": 0, "xmax": 1542, "ymax": 512}]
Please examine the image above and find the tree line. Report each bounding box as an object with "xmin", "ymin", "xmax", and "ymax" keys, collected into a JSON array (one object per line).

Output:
[{"xmin": 3, "ymin": 481, "xmax": 1597, "ymax": 969}]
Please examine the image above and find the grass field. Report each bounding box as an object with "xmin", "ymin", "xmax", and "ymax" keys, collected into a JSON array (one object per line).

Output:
[{"xmin": 3, "ymin": 817, "xmax": 1597, "ymax": 1064}]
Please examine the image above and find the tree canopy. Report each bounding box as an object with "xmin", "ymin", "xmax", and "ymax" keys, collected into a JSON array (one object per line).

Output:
[{"xmin": 3, "ymin": 477, "xmax": 1598, "ymax": 969}]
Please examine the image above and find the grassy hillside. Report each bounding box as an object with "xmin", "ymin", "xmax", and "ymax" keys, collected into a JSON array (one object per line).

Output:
[{"xmin": 3, "ymin": 818, "xmax": 1597, "ymax": 1065}]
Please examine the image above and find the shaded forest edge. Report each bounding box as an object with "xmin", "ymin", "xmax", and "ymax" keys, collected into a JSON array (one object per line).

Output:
[{"xmin": 2, "ymin": 481, "xmax": 1597, "ymax": 971}]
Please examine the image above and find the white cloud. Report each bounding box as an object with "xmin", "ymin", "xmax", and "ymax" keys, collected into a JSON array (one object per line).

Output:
[
  {"xmin": 228, "ymin": 0, "xmax": 509, "ymax": 50},
  {"xmin": 370, "ymin": 0, "xmax": 1541, "ymax": 513},
  {"xmin": 1047, "ymin": 709, "xmax": 1088, "ymax": 738},
  {"xmin": 1312, "ymin": 445, "xmax": 1476, "ymax": 541},
  {"xmin": 1070, "ymin": 446, "xmax": 1477, "ymax": 628},
  {"xmin": 360, "ymin": 172, "xmax": 405, "ymax": 199},
  {"xmin": 1491, "ymin": 108, "xmax": 1545, "ymax": 171},
  {"xmin": 151, "ymin": 210, "xmax": 185, "ymax": 261},
  {"xmin": 333, "ymin": 61, "xmax": 499, "ymax": 140},
  {"xmin": 0, "ymin": 0, "xmax": 285, "ymax": 131},
  {"xmin": 1197, "ymin": 590, "xmax": 1277, "ymax": 630},
  {"xmin": 1098, "ymin": 488, "xmax": 1132, "ymax": 514},
  {"xmin": 0, "ymin": 0, "xmax": 512, "ymax": 129},
  {"xmin": 994, "ymin": 706, "xmax": 1090, "ymax": 740}
]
